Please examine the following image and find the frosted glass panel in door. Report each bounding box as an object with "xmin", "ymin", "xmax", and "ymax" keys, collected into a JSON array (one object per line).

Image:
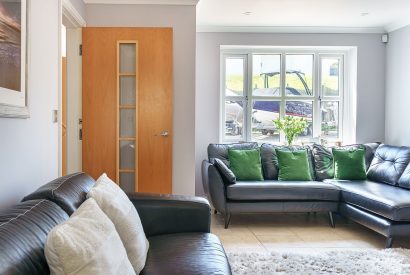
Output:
[
  {"xmin": 120, "ymin": 172, "xmax": 135, "ymax": 193},
  {"xmin": 120, "ymin": 76, "xmax": 136, "ymax": 105},
  {"xmin": 120, "ymin": 109, "xmax": 136, "ymax": 137},
  {"xmin": 120, "ymin": 44, "xmax": 136, "ymax": 73},
  {"xmin": 120, "ymin": 141, "xmax": 135, "ymax": 169}
]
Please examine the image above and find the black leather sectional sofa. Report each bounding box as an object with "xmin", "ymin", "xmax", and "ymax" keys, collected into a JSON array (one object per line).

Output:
[
  {"xmin": 202, "ymin": 142, "xmax": 410, "ymax": 248},
  {"xmin": 0, "ymin": 173, "xmax": 231, "ymax": 275}
]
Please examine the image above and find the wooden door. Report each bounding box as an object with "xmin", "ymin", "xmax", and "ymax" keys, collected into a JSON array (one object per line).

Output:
[
  {"xmin": 62, "ymin": 57, "xmax": 67, "ymax": 176},
  {"xmin": 82, "ymin": 28, "xmax": 173, "ymax": 194}
]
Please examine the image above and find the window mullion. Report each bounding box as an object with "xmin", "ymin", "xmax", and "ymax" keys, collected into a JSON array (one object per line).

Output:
[
  {"xmin": 245, "ymin": 54, "xmax": 252, "ymax": 142},
  {"xmin": 279, "ymin": 53, "xmax": 286, "ymax": 143},
  {"xmin": 313, "ymin": 53, "xmax": 321, "ymax": 140}
]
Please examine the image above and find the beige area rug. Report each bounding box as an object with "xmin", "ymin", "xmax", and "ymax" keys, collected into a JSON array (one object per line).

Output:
[{"xmin": 228, "ymin": 249, "xmax": 410, "ymax": 275}]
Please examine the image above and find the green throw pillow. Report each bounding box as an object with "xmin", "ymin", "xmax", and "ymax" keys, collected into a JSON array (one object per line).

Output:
[
  {"xmin": 276, "ymin": 149, "xmax": 313, "ymax": 181},
  {"xmin": 228, "ymin": 148, "xmax": 264, "ymax": 181},
  {"xmin": 332, "ymin": 148, "xmax": 367, "ymax": 180}
]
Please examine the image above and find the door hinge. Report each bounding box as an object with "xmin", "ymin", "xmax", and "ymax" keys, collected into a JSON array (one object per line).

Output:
[{"xmin": 79, "ymin": 44, "xmax": 83, "ymax": 56}]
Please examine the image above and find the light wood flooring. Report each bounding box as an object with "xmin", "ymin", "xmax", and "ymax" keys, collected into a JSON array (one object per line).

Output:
[{"xmin": 211, "ymin": 212, "xmax": 410, "ymax": 254}]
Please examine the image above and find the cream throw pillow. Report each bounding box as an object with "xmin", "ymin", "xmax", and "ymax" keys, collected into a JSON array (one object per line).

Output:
[
  {"xmin": 45, "ymin": 198, "xmax": 135, "ymax": 275},
  {"xmin": 87, "ymin": 173, "xmax": 149, "ymax": 274}
]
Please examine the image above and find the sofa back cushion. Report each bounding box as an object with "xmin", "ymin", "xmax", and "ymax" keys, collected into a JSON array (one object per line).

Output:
[
  {"xmin": 23, "ymin": 172, "xmax": 95, "ymax": 216},
  {"xmin": 398, "ymin": 163, "xmax": 410, "ymax": 189},
  {"xmin": 207, "ymin": 142, "xmax": 258, "ymax": 166},
  {"xmin": 260, "ymin": 144, "xmax": 315, "ymax": 180},
  {"xmin": 367, "ymin": 144, "xmax": 410, "ymax": 185},
  {"xmin": 0, "ymin": 200, "xmax": 69, "ymax": 275}
]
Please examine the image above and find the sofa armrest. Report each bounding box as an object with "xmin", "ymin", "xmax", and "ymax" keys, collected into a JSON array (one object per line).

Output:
[
  {"xmin": 202, "ymin": 160, "xmax": 228, "ymax": 214},
  {"xmin": 127, "ymin": 192, "xmax": 211, "ymax": 237}
]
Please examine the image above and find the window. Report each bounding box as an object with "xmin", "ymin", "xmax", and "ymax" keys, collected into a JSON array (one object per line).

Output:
[{"xmin": 221, "ymin": 49, "xmax": 345, "ymax": 144}]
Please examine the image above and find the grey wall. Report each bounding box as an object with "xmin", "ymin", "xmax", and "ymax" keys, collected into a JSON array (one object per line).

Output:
[
  {"xmin": 195, "ymin": 32, "xmax": 386, "ymax": 195},
  {"xmin": 385, "ymin": 25, "xmax": 410, "ymax": 146},
  {"xmin": 86, "ymin": 4, "xmax": 197, "ymax": 195},
  {"xmin": 0, "ymin": 0, "xmax": 60, "ymax": 207}
]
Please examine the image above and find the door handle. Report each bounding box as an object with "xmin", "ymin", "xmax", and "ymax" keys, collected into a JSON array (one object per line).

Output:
[{"xmin": 156, "ymin": 131, "xmax": 169, "ymax": 137}]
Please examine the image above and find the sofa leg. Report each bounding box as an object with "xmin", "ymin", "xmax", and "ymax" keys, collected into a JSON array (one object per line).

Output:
[
  {"xmin": 386, "ymin": 237, "xmax": 394, "ymax": 248},
  {"xmin": 224, "ymin": 213, "xmax": 231, "ymax": 229},
  {"xmin": 328, "ymin": 211, "xmax": 335, "ymax": 228},
  {"xmin": 214, "ymin": 209, "xmax": 218, "ymax": 215}
]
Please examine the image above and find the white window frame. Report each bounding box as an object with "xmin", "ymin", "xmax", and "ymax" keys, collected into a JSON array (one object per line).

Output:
[{"xmin": 220, "ymin": 47, "xmax": 347, "ymax": 144}]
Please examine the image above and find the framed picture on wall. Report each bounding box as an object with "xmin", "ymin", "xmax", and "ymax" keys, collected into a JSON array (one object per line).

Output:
[{"xmin": 0, "ymin": 0, "xmax": 29, "ymax": 118}]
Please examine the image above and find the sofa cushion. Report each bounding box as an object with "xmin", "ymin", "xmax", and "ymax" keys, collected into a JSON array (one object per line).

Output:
[
  {"xmin": 226, "ymin": 181, "xmax": 340, "ymax": 201},
  {"xmin": 208, "ymin": 142, "xmax": 258, "ymax": 166},
  {"xmin": 87, "ymin": 173, "xmax": 149, "ymax": 273},
  {"xmin": 276, "ymin": 149, "xmax": 313, "ymax": 181},
  {"xmin": 367, "ymin": 144, "xmax": 410, "ymax": 186},
  {"xmin": 311, "ymin": 144, "xmax": 334, "ymax": 181},
  {"xmin": 260, "ymin": 144, "xmax": 315, "ymax": 180},
  {"xmin": 311, "ymin": 143, "xmax": 380, "ymax": 181},
  {"xmin": 398, "ymin": 163, "xmax": 410, "ymax": 189},
  {"xmin": 45, "ymin": 198, "xmax": 135, "ymax": 275},
  {"xmin": 228, "ymin": 148, "xmax": 263, "ymax": 181},
  {"xmin": 325, "ymin": 179, "xmax": 410, "ymax": 221},
  {"xmin": 141, "ymin": 233, "xmax": 231, "ymax": 275},
  {"xmin": 0, "ymin": 200, "xmax": 69, "ymax": 275},
  {"xmin": 332, "ymin": 147, "xmax": 367, "ymax": 180},
  {"xmin": 23, "ymin": 172, "xmax": 95, "ymax": 215},
  {"xmin": 213, "ymin": 158, "xmax": 236, "ymax": 185}
]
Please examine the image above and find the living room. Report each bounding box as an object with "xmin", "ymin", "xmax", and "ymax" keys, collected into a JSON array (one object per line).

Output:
[{"xmin": 0, "ymin": 0, "xmax": 410, "ymax": 274}]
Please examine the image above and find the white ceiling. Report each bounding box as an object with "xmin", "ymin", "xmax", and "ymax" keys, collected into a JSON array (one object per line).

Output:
[
  {"xmin": 83, "ymin": 0, "xmax": 199, "ymax": 5},
  {"xmin": 83, "ymin": 0, "xmax": 410, "ymax": 33},
  {"xmin": 196, "ymin": 0, "xmax": 410, "ymax": 33}
]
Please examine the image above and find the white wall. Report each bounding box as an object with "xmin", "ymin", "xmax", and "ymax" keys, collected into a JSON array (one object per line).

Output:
[
  {"xmin": 385, "ymin": 25, "xmax": 410, "ymax": 146},
  {"xmin": 195, "ymin": 32, "xmax": 386, "ymax": 195},
  {"xmin": 0, "ymin": 1, "xmax": 60, "ymax": 207},
  {"xmin": 86, "ymin": 4, "xmax": 197, "ymax": 195}
]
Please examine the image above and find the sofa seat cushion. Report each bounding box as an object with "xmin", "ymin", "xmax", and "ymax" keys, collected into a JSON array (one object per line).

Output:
[
  {"xmin": 325, "ymin": 179, "xmax": 410, "ymax": 221},
  {"xmin": 226, "ymin": 181, "xmax": 340, "ymax": 201},
  {"xmin": 141, "ymin": 233, "xmax": 231, "ymax": 275}
]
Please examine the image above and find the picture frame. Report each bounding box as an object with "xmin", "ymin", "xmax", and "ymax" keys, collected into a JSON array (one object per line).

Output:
[{"xmin": 0, "ymin": 0, "xmax": 29, "ymax": 118}]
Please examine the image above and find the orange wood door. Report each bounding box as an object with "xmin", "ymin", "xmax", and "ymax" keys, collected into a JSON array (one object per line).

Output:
[
  {"xmin": 62, "ymin": 57, "xmax": 67, "ymax": 176},
  {"xmin": 82, "ymin": 28, "xmax": 173, "ymax": 194}
]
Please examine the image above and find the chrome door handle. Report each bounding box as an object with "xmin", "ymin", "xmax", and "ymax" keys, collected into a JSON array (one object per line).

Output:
[{"xmin": 157, "ymin": 131, "xmax": 169, "ymax": 137}]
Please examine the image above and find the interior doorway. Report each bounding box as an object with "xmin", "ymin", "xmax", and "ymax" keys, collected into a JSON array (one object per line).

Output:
[{"xmin": 60, "ymin": 4, "xmax": 85, "ymax": 176}]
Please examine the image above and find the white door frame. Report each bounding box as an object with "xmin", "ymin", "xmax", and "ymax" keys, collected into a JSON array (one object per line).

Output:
[{"xmin": 59, "ymin": 0, "xmax": 86, "ymax": 176}]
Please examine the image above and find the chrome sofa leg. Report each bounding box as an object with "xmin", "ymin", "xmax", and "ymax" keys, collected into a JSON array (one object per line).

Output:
[
  {"xmin": 224, "ymin": 213, "xmax": 231, "ymax": 229},
  {"xmin": 386, "ymin": 237, "xmax": 393, "ymax": 248},
  {"xmin": 328, "ymin": 211, "xmax": 335, "ymax": 228}
]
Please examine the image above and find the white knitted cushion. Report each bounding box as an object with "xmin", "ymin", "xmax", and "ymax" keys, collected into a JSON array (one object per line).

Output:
[
  {"xmin": 87, "ymin": 173, "xmax": 149, "ymax": 273},
  {"xmin": 45, "ymin": 198, "xmax": 135, "ymax": 275}
]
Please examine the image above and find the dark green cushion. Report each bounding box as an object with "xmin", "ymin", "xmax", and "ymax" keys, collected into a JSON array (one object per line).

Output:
[
  {"xmin": 332, "ymin": 148, "xmax": 367, "ymax": 180},
  {"xmin": 228, "ymin": 148, "xmax": 264, "ymax": 181},
  {"xmin": 276, "ymin": 149, "xmax": 313, "ymax": 181}
]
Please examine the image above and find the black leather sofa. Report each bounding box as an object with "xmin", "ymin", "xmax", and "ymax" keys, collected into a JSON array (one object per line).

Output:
[
  {"xmin": 0, "ymin": 172, "xmax": 231, "ymax": 275},
  {"xmin": 202, "ymin": 142, "xmax": 410, "ymax": 248}
]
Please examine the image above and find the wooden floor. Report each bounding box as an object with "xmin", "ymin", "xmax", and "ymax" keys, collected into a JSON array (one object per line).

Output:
[{"xmin": 211, "ymin": 212, "xmax": 410, "ymax": 254}]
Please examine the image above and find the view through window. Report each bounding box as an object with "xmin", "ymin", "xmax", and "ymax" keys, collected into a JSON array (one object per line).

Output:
[{"xmin": 222, "ymin": 49, "xmax": 344, "ymax": 144}]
